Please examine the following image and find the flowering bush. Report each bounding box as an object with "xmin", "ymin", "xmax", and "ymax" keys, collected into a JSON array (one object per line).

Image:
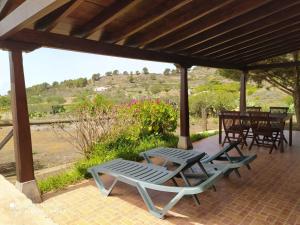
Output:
[{"xmin": 129, "ymin": 98, "xmax": 178, "ymax": 136}]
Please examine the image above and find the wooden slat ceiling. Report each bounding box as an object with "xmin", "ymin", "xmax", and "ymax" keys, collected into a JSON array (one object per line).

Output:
[{"xmin": 1, "ymin": 0, "xmax": 300, "ymax": 69}]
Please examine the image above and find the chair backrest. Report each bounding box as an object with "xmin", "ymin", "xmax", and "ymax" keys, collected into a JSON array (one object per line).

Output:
[
  {"xmin": 246, "ymin": 106, "xmax": 261, "ymax": 112},
  {"xmin": 269, "ymin": 107, "xmax": 288, "ymax": 114},
  {"xmin": 221, "ymin": 111, "xmax": 242, "ymax": 132},
  {"xmin": 249, "ymin": 112, "xmax": 271, "ymax": 132}
]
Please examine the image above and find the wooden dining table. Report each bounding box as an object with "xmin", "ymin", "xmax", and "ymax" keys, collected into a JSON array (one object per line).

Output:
[{"xmin": 218, "ymin": 113, "xmax": 293, "ymax": 152}]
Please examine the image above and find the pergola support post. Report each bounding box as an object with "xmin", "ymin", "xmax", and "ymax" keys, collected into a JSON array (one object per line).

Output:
[
  {"xmin": 240, "ymin": 70, "xmax": 247, "ymax": 113},
  {"xmin": 177, "ymin": 64, "xmax": 193, "ymax": 150},
  {"xmin": 9, "ymin": 50, "xmax": 41, "ymax": 203}
]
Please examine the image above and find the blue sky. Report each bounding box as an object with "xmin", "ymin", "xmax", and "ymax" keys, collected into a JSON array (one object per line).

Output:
[{"xmin": 0, "ymin": 48, "xmax": 175, "ymax": 95}]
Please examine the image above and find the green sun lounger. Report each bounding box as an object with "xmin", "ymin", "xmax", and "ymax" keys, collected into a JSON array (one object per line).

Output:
[
  {"xmin": 88, "ymin": 158, "xmax": 222, "ymax": 219},
  {"xmin": 140, "ymin": 142, "xmax": 257, "ymax": 178}
]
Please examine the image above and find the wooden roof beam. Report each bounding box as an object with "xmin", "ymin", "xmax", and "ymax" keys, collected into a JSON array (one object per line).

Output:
[
  {"xmin": 0, "ymin": 0, "xmax": 10, "ymax": 18},
  {"xmin": 231, "ymin": 41, "xmax": 300, "ymax": 64},
  {"xmin": 218, "ymin": 30, "xmax": 300, "ymax": 61},
  {"xmin": 143, "ymin": 0, "xmax": 271, "ymax": 50},
  {"xmin": 71, "ymin": 0, "xmax": 139, "ymax": 38},
  {"xmin": 228, "ymin": 38, "xmax": 300, "ymax": 63},
  {"xmin": 101, "ymin": 0, "xmax": 192, "ymax": 44},
  {"xmin": 124, "ymin": 0, "xmax": 234, "ymax": 48},
  {"xmin": 10, "ymin": 29, "xmax": 242, "ymax": 70},
  {"xmin": 208, "ymin": 16, "xmax": 300, "ymax": 59},
  {"xmin": 0, "ymin": 40, "xmax": 39, "ymax": 52},
  {"xmin": 0, "ymin": 0, "xmax": 71, "ymax": 40},
  {"xmin": 172, "ymin": 0, "xmax": 300, "ymax": 55},
  {"xmin": 35, "ymin": 0, "xmax": 83, "ymax": 32},
  {"xmin": 246, "ymin": 61, "xmax": 300, "ymax": 70}
]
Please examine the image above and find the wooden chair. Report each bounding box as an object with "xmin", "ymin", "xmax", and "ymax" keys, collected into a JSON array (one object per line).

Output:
[
  {"xmin": 249, "ymin": 112, "xmax": 278, "ymax": 153},
  {"xmin": 269, "ymin": 107, "xmax": 289, "ymax": 114},
  {"xmin": 221, "ymin": 111, "xmax": 247, "ymax": 148},
  {"xmin": 269, "ymin": 107, "xmax": 288, "ymax": 145},
  {"xmin": 244, "ymin": 106, "xmax": 262, "ymax": 139},
  {"xmin": 246, "ymin": 106, "xmax": 262, "ymax": 112}
]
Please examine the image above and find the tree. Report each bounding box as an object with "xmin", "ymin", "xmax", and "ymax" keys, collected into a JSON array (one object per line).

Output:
[
  {"xmin": 219, "ymin": 52, "xmax": 300, "ymax": 127},
  {"xmin": 52, "ymin": 81, "xmax": 59, "ymax": 87},
  {"xmin": 142, "ymin": 67, "xmax": 149, "ymax": 75},
  {"xmin": 163, "ymin": 68, "xmax": 171, "ymax": 76},
  {"xmin": 112, "ymin": 70, "xmax": 119, "ymax": 75},
  {"xmin": 91, "ymin": 73, "xmax": 100, "ymax": 81},
  {"xmin": 135, "ymin": 70, "xmax": 140, "ymax": 75},
  {"xmin": 123, "ymin": 71, "xmax": 129, "ymax": 75},
  {"xmin": 105, "ymin": 71, "xmax": 112, "ymax": 76}
]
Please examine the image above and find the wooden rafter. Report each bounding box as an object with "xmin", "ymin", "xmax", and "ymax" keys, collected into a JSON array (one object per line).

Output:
[
  {"xmin": 101, "ymin": 0, "xmax": 191, "ymax": 44},
  {"xmin": 35, "ymin": 0, "xmax": 83, "ymax": 32},
  {"xmin": 228, "ymin": 38, "xmax": 300, "ymax": 63},
  {"xmin": 245, "ymin": 46, "xmax": 300, "ymax": 64},
  {"xmin": 233, "ymin": 41, "xmax": 300, "ymax": 64},
  {"xmin": 124, "ymin": 0, "xmax": 233, "ymax": 47},
  {"xmin": 167, "ymin": 0, "xmax": 300, "ymax": 53},
  {"xmin": 0, "ymin": 0, "xmax": 9, "ymax": 17},
  {"xmin": 207, "ymin": 16, "xmax": 300, "ymax": 59},
  {"xmin": 143, "ymin": 0, "xmax": 271, "ymax": 50},
  {"xmin": 10, "ymin": 29, "xmax": 242, "ymax": 69},
  {"xmin": 218, "ymin": 30, "xmax": 300, "ymax": 61},
  {"xmin": 0, "ymin": 0, "xmax": 70, "ymax": 40},
  {"xmin": 71, "ymin": 0, "xmax": 138, "ymax": 38},
  {"xmin": 246, "ymin": 61, "xmax": 300, "ymax": 70}
]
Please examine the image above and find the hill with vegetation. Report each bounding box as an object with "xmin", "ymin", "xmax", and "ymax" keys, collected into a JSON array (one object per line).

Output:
[{"xmin": 0, "ymin": 66, "xmax": 291, "ymax": 121}]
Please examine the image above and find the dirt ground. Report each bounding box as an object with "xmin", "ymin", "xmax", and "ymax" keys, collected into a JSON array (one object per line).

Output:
[
  {"xmin": 0, "ymin": 120, "xmax": 215, "ymax": 178},
  {"xmin": 0, "ymin": 125, "xmax": 82, "ymax": 178}
]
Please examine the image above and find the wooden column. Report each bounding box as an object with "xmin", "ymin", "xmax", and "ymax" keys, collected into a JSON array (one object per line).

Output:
[
  {"xmin": 9, "ymin": 50, "xmax": 41, "ymax": 203},
  {"xmin": 177, "ymin": 65, "xmax": 193, "ymax": 149},
  {"xmin": 240, "ymin": 70, "xmax": 247, "ymax": 113}
]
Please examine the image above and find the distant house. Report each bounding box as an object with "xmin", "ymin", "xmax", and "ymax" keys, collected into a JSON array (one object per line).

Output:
[{"xmin": 94, "ymin": 86, "xmax": 111, "ymax": 92}]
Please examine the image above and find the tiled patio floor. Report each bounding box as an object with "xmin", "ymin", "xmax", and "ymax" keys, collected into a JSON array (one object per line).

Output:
[{"xmin": 40, "ymin": 131, "xmax": 300, "ymax": 225}]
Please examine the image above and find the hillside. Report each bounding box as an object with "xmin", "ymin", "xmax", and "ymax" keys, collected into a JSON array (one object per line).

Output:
[{"xmin": 0, "ymin": 66, "xmax": 291, "ymax": 121}]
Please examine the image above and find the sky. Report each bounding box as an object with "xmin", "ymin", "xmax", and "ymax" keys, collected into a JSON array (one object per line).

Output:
[{"xmin": 0, "ymin": 48, "xmax": 175, "ymax": 95}]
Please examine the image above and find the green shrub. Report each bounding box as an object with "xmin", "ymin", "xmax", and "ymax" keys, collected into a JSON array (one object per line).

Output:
[
  {"xmin": 129, "ymin": 99, "xmax": 178, "ymax": 136},
  {"xmin": 51, "ymin": 105, "xmax": 66, "ymax": 114}
]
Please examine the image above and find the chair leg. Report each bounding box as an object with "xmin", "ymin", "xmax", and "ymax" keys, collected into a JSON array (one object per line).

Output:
[
  {"xmin": 179, "ymin": 172, "xmax": 200, "ymax": 205},
  {"xmin": 197, "ymin": 162, "xmax": 216, "ymax": 192},
  {"xmin": 249, "ymin": 135, "xmax": 255, "ymax": 150},
  {"xmin": 136, "ymin": 183, "xmax": 185, "ymax": 219}
]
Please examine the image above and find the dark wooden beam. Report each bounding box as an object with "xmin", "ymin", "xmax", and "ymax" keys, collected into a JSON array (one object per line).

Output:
[
  {"xmin": 9, "ymin": 50, "xmax": 34, "ymax": 183},
  {"xmin": 0, "ymin": 40, "xmax": 39, "ymax": 52},
  {"xmin": 243, "ymin": 44, "xmax": 300, "ymax": 64},
  {"xmin": 178, "ymin": 65, "xmax": 192, "ymax": 149},
  {"xmin": 240, "ymin": 70, "xmax": 247, "ymax": 113},
  {"xmin": 0, "ymin": 0, "xmax": 9, "ymax": 17},
  {"xmin": 169, "ymin": 1, "xmax": 300, "ymax": 54},
  {"xmin": 71, "ymin": 0, "xmax": 138, "ymax": 38},
  {"xmin": 10, "ymin": 29, "xmax": 242, "ymax": 69},
  {"xmin": 35, "ymin": 0, "xmax": 83, "ymax": 32},
  {"xmin": 0, "ymin": 0, "xmax": 70, "ymax": 40},
  {"xmin": 143, "ymin": 0, "xmax": 270, "ymax": 50},
  {"xmin": 101, "ymin": 0, "xmax": 191, "ymax": 44},
  {"xmin": 228, "ymin": 38, "xmax": 300, "ymax": 63},
  {"xmin": 220, "ymin": 30, "xmax": 300, "ymax": 61},
  {"xmin": 125, "ymin": 0, "xmax": 232, "ymax": 48},
  {"xmin": 246, "ymin": 61, "xmax": 300, "ymax": 70},
  {"xmin": 209, "ymin": 17, "xmax": 300, "ymax": 59}
]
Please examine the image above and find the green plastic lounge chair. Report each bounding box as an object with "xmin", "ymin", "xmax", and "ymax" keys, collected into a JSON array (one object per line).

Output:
[
  {"xmin": 140, "ymin": 142, "xmax": 257, "ymax": 178},
  {"xmin": 88, "ymin": 158, "xmax": 222, "ymax": 219}
]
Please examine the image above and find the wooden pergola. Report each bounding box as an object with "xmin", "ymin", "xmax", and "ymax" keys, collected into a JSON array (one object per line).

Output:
[{"xmin": 1, "ymin": 0, "xmax": 300, "ymax": 202}]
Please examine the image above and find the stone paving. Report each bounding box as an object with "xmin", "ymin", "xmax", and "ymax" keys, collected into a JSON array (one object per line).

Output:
[
  {"xmin": 38, "ymin": 131, "xmax": 300, "ymax": 225},
  {"xmin": 0, "ymin": 175, "xmax": 57, "ymax": 225}
]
